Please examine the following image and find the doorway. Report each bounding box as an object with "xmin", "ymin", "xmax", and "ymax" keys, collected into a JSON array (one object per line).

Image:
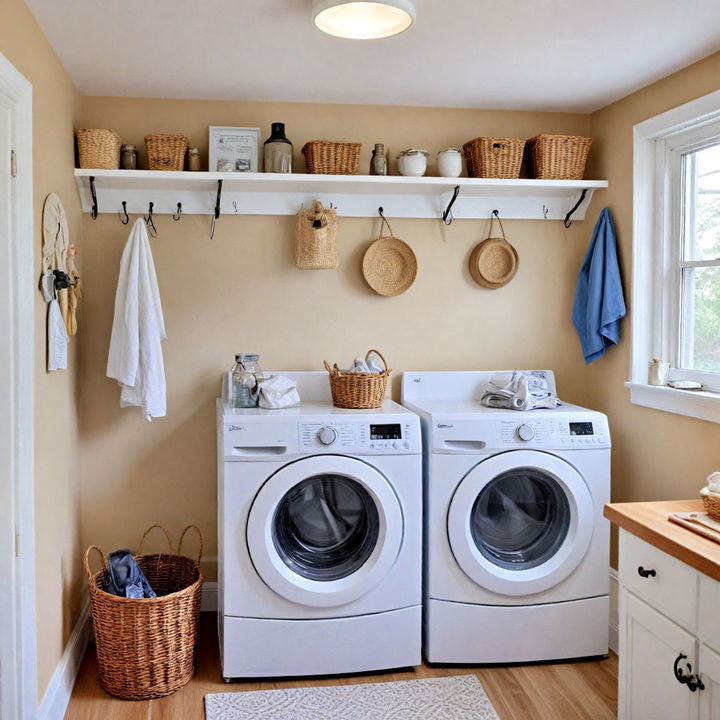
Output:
[{"xmin": 0, "ymin": 51, "xmax": 36, "ymax": 719}]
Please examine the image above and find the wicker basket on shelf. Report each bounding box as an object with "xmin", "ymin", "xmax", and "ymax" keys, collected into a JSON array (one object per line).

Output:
[
  {"xmin": 144, "ymin": 134, "xmax": 188, "ymax": 171},
  {"xmin": 84, "ymin": 524, "xmax": 203, "ymax": 700},
  {"xmin": 75, "ymin": 128, "xmax": 122, "ymax": 169},
  {"xmin": 324, "ymin": 350, "xmax": 390, "ymax": 409},
  {"xmin": 462, "ymin": 137, "xmax": 525, "ymax": 179},
  {"xmin": 302, "ymin": 140, "xmax": 362, "ymax": 174},
  {"xmin": 525, "ymin": 134, "xmax": 592, "ymax": 180}
]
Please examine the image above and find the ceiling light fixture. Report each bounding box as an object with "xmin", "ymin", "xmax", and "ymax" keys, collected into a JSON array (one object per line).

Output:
[{"xmin": 312, "ymin": 0, "xmax": 416, "ymax": 40}]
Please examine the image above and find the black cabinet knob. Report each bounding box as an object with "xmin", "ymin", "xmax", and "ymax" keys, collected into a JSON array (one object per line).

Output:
[{"xmin": 638, "ymin": 566, "xmax": 656, "ymax": 578}]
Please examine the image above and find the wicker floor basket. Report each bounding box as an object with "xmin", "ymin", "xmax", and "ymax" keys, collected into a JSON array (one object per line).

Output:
[
  {"xmin": 302, "ymin": 141, "xmax": 362, "ymax": 174},
  {"xmin": 463, "ymin": 137, "xmax": 525, "ymax": 179},
  {"xmin": 525, "ymin": 134, "xmax": 592, "ymax": 180},
  {"xmin": 324, "ymin": 349, "xmax": 390, "ymax": 409},
  {"xmin": 76, "ymin": 128, "xmax": 122, "ymax": 169},
  {"xmin": 84, "ymin": 525, "xmax": 203, "ymax": 700},
  {"xmin": 144, "ymin": 134, "xmax": 188, "ymax": 171}
]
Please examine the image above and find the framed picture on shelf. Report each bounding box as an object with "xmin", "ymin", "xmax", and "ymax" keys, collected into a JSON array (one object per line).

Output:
[{"xmin": 208, "ymin": 126, "xmax": 260, "ymax": 172}]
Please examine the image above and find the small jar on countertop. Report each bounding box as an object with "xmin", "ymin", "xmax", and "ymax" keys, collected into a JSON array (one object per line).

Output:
[
  {"xmin": 187, "ymin": 147, "xmax": 200, "ymax": 172},
  {"xmin": 120, "ymin": 144, "xmax": 137, "ymax": 170}
]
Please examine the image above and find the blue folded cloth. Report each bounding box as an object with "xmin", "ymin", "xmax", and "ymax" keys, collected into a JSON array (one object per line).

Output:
[
  {"xmin": 106, "ymin": 549, "xmax": 157, "ymax": 599},
  {"xmin": 572, "ymin": 207, "xmax": 627, "ymax": 363}
]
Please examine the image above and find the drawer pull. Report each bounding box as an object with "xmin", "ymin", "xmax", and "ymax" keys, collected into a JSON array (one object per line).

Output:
[
  {"xmin": 637, "ymin": 566, "xmax": 656, "ymax": 578},
  {"xmin": 673, "ymin": 653, "xmax": 705, "ymax": 692}
]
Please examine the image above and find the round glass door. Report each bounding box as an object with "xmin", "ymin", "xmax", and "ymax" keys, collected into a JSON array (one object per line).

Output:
[
  {"xmin": 448, "ymin": 450, "xmax": 593, "ymax": 596},
  {"xmin": 247, "ymin": 455, "xmax": 403, "ymax": 607}
]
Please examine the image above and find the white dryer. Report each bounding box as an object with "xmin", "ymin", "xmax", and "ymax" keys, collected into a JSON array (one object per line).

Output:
[
  {"xmin": 218, "ymin": 372, "xmax": 422, "ymax": 679},
  {"xmin": 402, "ymin": 370, "xmax": 610, "ymax": 664}
]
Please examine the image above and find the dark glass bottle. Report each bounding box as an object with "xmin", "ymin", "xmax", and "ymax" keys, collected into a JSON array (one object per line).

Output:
[{"xmin": 263, "ymin": 122, "xmax": 293, "ymax": 173}]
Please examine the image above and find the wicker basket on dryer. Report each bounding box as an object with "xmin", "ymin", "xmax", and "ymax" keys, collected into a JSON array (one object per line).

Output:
[{"xmin": 324, "ymin": 350, "xmax": 391, "ymax": 409}]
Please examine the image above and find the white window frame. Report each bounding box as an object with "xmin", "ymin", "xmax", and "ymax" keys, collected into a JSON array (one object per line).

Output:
[{"xmin": 628, "ymin": 88, "xmax": 720, "ymax": 423}]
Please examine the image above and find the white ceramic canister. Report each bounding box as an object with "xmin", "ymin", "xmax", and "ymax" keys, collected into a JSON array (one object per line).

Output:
[
  {"xmin": 437, "ymin": 147, "xmax": 463, "ymax": 177},
  {"xmin": 397, "ymin": 149, "xmax": 429, "ymax": 177}
]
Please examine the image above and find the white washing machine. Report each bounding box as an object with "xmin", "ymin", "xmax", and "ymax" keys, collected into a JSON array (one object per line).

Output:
[
  {"xmin": 401, "ymin": 370, "xmax": 610, "ymax": 665},
  {"xmin": 218, "ymin": 372, "xmax": 422, "ymax": 679}
]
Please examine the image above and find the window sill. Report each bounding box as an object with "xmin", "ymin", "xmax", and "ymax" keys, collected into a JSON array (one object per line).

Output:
[{"xmin": 626, "ymin": 382, "xmax": 720, "ymax": 424}]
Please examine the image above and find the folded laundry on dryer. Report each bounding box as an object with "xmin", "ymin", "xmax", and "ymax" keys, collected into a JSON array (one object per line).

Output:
[
  {"xmin": 258, "ymin": 374, "xmax": 301, "ymax": 409},
  {"xmin": 480, "ymin": 370, "xmax": 557, "ymax": 411}
]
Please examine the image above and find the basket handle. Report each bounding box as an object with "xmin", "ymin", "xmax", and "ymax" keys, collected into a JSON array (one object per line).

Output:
[
  {"xmin": 365, "ymin": 349, "xmax": 387, "ymax": 371},
  {"xmin": 137, "ymin": 524, "xmax": 174, "ymax": 557},
  {"xmin": 83, "ymin": 545, "xmax": 107, "ymax": 580},
  {"xmin": 177, "ymin": 524, "xmax": 203, "ymax": 565}
]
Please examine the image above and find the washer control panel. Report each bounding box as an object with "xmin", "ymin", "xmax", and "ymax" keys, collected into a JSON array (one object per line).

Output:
[
  {"xmin": 300, "ymin": 419, "xmax": 419, "ymax": 453},
  {"xmin": 499, "ymin": 418, "xmax": 609, "ymax": 447}
]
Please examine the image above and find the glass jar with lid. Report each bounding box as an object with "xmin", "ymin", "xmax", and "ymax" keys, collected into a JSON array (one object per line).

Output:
[{"xmin": 231, "ymin": 353, "xmax": 264, "ymax": 408}]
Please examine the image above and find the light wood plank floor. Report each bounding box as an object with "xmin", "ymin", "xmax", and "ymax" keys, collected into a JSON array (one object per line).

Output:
[{"xmin": 65, "ymin": 614, "xmax": 618, "ymax": 719}]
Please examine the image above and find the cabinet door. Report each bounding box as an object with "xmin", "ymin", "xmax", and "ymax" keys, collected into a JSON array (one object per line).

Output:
[
  {"xmin": 700, "ymin": 644, "xmax": 720, "ymax": 720},
  {"xmin": 621, "ymin": 591, "xmax": 699, "ymax": 720}
]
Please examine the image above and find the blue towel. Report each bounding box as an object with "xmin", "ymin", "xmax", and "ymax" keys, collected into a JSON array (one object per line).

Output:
[{"xmin": 572, "ymin": 207, "xmax": 626, "ymax": 363}]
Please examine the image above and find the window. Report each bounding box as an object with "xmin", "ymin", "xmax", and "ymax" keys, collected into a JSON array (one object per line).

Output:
[{"xmin": 629, "ymin": 89, "xmax": 720, "ymax": 422}]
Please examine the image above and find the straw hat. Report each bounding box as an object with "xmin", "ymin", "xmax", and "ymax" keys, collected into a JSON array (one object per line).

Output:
[
  {"xmin": 363, "ymin": 213, "xmax": 417, "ymax": 297},
  {"xmin": 468, "ymin": 212, "xmax": 519, "ymax": 289}
]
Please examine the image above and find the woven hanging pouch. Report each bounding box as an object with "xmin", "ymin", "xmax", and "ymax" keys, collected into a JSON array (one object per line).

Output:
[{"xmin": 295, "ymin": 199, "xmax": 338, "ymax": 269}]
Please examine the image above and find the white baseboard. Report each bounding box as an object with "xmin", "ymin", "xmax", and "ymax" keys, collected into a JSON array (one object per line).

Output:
[
  {"xmin": 37, "ymin": 600, "xmax": 92, "ymax": 720},
  {"xmin": 609, "ymin": 567, "xmax": 619, "ymax": 654}
]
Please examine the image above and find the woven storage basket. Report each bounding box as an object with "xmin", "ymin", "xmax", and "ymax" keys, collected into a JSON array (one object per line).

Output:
[
  {"xmin": 525, "ymin": 134, "xmax": 592, "ymax": 180},
  {"xmin": 75, "ymin": 128, "xmax": 121, "ymax": 169},
  {"xmin": 324, "ymin": 349, "xmax": 391, "ymax": 409},
  {"xmin": 84, "ymin": 524, "xmax": 203, "ymax": 700},
  {"xmin": 295, "ymin": 200, "xmax": 338, "ymax": 269},
  {"xmin": 302, "ymin": 141, "xmax": 361, "ymax": 174},
  {"xmin": 701, "ymin": 489, "xmax": 720, "ymax": 521},
  {"xmin": 144, "ymin": 134, "xmax": 188, "ymax": 171},
  {"xmin": 463, "ymin": 137, "xmax": 525, "ymax": 179}
]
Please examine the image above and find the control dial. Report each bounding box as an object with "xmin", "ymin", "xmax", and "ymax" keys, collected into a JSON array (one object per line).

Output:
[
  {"xmin": 317, "ymin": 426, "xmax": 338, "ymax": 446},
  {"xmin": 516, "ymin": 423, "xmax": 536, "ymax": 442}
]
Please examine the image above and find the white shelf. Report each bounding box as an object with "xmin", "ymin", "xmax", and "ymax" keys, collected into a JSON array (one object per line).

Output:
[{"xmin": 74, "ymin": 169, "xmax": 608, "ymax": 221}]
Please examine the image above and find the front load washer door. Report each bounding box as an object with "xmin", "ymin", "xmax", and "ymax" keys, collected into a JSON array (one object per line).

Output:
[
  {"xmin": 247, "ymin": 455, "xmax": 403, "ymax": 608},
  {"xmin": 447, "ymin": 450, "xmax": 593, "ymax": 596}
]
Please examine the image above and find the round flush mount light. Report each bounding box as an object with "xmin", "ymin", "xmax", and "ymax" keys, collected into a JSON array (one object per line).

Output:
[{"xmin": 312, "ymin": 0, "xmax": 416, "ymax": 40}]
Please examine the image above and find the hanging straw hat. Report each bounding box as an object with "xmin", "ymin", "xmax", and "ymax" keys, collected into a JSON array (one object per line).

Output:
[
  {"xmin": 468, "ymin": 213, "xmax": 518, "ymax": 289},
  {"xmin": 363, "ymin": 213, "xmax": 417, "ymax": 297}
]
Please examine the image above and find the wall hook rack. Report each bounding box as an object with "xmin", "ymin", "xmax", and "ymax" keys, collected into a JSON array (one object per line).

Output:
[
  {"xmin": 89, "ymin": 176, "xmax": 98, "ymax": 220},
  {"xmin": 145, "ymin": 202, "xmax": 157, "ymax": 237},
  {"xmin": 442, "ymin": 185, "xmax": 461, "ymax": 225},
  {"xmin": 173, "ymin": 202, "xmax": 182, "ymax": 221},
  {"xmin": 120, "ymin": 201, "xmax": 129, "ymax": 225},
  {"xmin": 564, "ymin": 189, "xmax": 588, "ymax": 228}
]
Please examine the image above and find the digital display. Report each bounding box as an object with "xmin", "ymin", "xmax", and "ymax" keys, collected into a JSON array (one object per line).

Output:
[
  {"xmin": 569, "ymin": 422, "xmax": 594, "ymax": 436},
  {"xmin": 370, "ymin": 423, "xmax": 402, "ymax": 440}
]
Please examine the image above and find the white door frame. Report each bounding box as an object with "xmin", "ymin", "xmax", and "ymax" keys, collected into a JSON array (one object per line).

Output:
[{"xmin": 0, "ymin": 51, "xmax": 37, "ymax": 720}]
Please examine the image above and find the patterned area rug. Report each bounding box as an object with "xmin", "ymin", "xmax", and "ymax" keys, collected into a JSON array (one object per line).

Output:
[{"xmin": 205, "ymin": 674, "xmax": 500, "ymax": 720}]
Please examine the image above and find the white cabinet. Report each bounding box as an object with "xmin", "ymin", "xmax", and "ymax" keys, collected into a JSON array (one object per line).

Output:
[{"xmin": 619, "ymin": 529, "xmax": 720, "ymax": 720}]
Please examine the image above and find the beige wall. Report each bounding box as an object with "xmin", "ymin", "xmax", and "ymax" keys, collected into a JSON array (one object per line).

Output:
[
  {"xmin": 0, "ymin": 0, "xmax": 83, "ymax": 701},
  {"xmin": 78, "ymin": 97, "xmax": 591, "ymax": 580}
]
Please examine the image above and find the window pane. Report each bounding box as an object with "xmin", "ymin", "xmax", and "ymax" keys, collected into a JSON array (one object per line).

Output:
[
  {"xmin": 683, "ymin": 143, "xmax": 720, "ymax": 261},
  {"xmin": 681, "ymin": 266, "xmax": 720, "ymax": 372}
]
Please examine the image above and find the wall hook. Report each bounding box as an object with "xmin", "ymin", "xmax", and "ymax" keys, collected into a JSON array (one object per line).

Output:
[
  {"xmin": 492, "ymin": 208, "xmax": 500, "ymax": 218},
  {"xmin": 120, "ymin": 201, "xmax": 129, "ymax": 225},
  {"xmin": 173, "ymin": 202, "xmax": 182, "ymax": 221},
  {"xmin": 442, "ymin": 185, "xmax": 461, "ymax": 225},
  {"xmin": 232, "ymin": 200, "xmax": 238, "ymax": 214},
  {"xmin": 542, "ymin": 204, "xmax": 549, "ymax": 220},
  {"xmin": 145, "ymin": 202, "xmax": 157, "ymax": 237},
  {"xmin": 89, "ymin": 176, "xmax": 98, "ymax": 220},
  {"xmin": 564, "ymin": 189, "xmax": 588, "ymax": 228}
]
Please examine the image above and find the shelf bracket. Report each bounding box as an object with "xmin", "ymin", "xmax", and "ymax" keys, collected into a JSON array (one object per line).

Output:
[
  {"xmin": 442, "ymin": 185, "xmax": 461, "ymax": 225},
  {"xmin": 89, "ymin": 176, "xmax": 98, "ymax": 220},
  {"xmin": 563, "ymin": 189, "xmax": 588, "ymax": 228},
  {"xmin": 210, "ymin": 179, "xmax": 223, "ymax": 239}
]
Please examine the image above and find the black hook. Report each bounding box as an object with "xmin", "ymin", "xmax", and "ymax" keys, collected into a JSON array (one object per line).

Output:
[
  {"xmin": 378, "ymin": 206, "xmax": 385, "ymax": 219},
  {"xmin": 89, "ymin": 176, "xmax": 98, "ymax": 220},
  {"xmin": 145, "ymin": 202, "xmax": 157, "ymax": 237},
  {"xmin": 442, "ymin": 185, "xmax": 461, "ymax": 225},
  {"xmin": 564, "ymin": 189, "xmax": 588, "ymax": 228},
  {"xmin": 210, "ymin": 179, "xmax": 223, "ymax": 239},
  {"xmin": 492, "ymin": 208, "xmax": 500, "ymax": 218},
  {"xmin": 173, "ymin": 202, "xmax": 182, "ymax": 221},
  {"xmin": 120, "ymin": 201, "xmax": 129, "ymax": 225}
]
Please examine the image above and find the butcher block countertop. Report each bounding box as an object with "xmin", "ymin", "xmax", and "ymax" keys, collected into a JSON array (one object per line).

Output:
[{"xmin": 604, "ymin": 499, "xmax": 720, "ymax": 582}]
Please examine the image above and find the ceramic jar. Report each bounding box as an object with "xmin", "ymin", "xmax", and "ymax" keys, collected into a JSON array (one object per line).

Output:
[
  {"xmin": 397, "ymin": 149, "xmax": 428, "ymax": 177},
  {"xmin": 437, "ymin": 147, "xmax": 462, "ymax": 177}
]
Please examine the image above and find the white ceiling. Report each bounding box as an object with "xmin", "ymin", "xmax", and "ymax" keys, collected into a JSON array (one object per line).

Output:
[{"xmin": 24, "ymin": 0, "xmax": 720, "ymax": 113}]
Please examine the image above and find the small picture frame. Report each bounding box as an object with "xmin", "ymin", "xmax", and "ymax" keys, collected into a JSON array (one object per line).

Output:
[{"xmin": 208, "ymin": 126, "xmax": 260, "ymax": 173}]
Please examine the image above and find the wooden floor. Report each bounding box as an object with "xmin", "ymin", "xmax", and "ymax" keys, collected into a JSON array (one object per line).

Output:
[{"xmin": 65, "ymin": 614, "xmax": 618, "ymax": 719}]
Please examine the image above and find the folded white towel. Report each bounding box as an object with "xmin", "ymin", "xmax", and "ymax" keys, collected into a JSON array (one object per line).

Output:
[
  {"xmin": 47, "ymin": 298, "xmax": 68, "ymax": 371},
  {"xmin": 258, "ymin": 374, "xmax": 301, "ymax": 409},
  {"xmin": 707, "ymin": 472, "xmax": 720, "ymax": 495},
  {"xmin": 481, "ymin": 371, "xmax": 557, "ymax": 411},
  {"xmin": 106, "ymin": 218, "xmax": 167, "ymax": 421}
]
